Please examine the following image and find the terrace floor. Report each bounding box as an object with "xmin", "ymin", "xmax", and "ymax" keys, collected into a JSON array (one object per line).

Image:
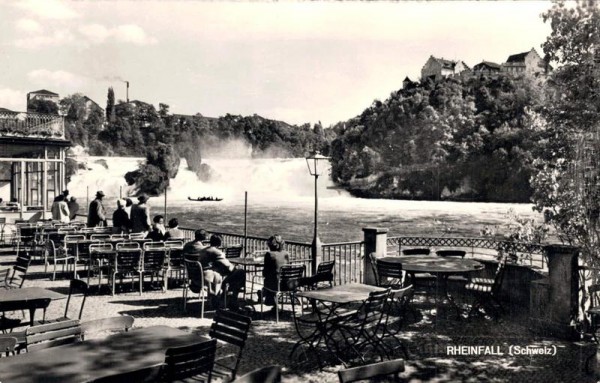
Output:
[{"xmin": 4, "ymin": 260, "xmax": 599, "ymax": 383}]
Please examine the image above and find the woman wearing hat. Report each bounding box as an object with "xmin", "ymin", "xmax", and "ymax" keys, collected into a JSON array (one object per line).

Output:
[
  {"xmin": 130, "ymin": 194, "xmax": 151, "ymax": 235},
  {"xmin": 87, "ymin": 191, "xmax": 107, "ymax": 227}
]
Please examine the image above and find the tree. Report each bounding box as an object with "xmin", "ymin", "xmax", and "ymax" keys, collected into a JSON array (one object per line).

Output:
[
  {"xmin": 106, "ymin": 87, "xmax": 116, "ymax": 123},
  {"xmin": 529, "ymin": 0, "xmax": 600, "ymax": 328},
  {"xmin": 27, "ymin": 99, "xmax": 58, "ymax": 115}
]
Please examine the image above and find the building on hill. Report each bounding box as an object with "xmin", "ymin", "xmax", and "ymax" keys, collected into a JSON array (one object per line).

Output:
[
  {"xmin": 403, "ymin": 77, "xmax": 417, "ymax": 89},
  {"xmin": 420, "ymin": 56, "xmax": 470, "ymax": 81},
  {"xmin": 501, "ymin": 48, "xmax": 549, "ymax": 77},
  {"xmin": 26, "ymin": 89, "xmax": 59, "ymax": 112},
  {"xmin": 473, "ymin": 61, "xmax": 502, "ymax": 75}
]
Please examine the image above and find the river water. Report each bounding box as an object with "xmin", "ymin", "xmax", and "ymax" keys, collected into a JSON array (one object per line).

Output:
[{"xmin": 68, "ymin": 156, "xmax": 542, "ymax": 243}]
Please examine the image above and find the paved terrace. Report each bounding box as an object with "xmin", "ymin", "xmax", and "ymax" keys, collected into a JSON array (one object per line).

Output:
[{"xmin": 2, "ymin": 261, "xmax": 598, "ymax": 383}]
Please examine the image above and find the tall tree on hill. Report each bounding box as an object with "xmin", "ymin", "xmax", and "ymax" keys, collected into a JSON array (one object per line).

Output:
[{"xmin": 106, "ymin": 87, "xmax": 115, "ymax": 123}]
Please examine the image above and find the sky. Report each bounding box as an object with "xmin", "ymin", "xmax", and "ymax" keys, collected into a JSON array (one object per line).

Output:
[{"xmin": 0, "ymin": 0, "xmax": 553, "ymax": 126}]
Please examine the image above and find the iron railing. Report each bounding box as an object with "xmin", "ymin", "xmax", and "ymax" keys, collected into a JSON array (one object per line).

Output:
[
  {"xmin": 322, "ymin": 241, "xmax": 364, "ymax": 285},
  {"xmin": 388, "ymin": 236, "xmax": 547, "ymax": 269},
  {"xmin": 0, "ymin": 111, "xmax": 64, "ymax": 138}
]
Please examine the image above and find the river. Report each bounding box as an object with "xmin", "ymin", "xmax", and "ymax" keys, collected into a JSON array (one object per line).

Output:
[{"xmin": 67, "ymin": 156, "xmax": 542, "ymax": 243}]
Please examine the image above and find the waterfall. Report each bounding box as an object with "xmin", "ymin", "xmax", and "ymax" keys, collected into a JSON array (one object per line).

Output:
[{"xmin": 67, "ymin": 156, "xmax": 348, "ymax": 203}]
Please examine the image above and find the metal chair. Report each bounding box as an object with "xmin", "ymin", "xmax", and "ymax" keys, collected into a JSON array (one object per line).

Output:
[
  {"xmin": 183, "ymin": 259, "xmax": 209, "ymax": 318},
  {"xmin": 335, "ymin": 288, "xmax": 392, "ymax": 364},
  {"xmin": 128, "ymin": 232, "xmax": 146, "ymax": 240},
  {"xmin": 436, "ymin": 250, "xmax": 466, "ymax": 258},
  {"xmin": 224, "ymin": 245, "xmax": 243, "ymax": 259},
  {"xmin": 0, "ymin": 217, "xmax": 5, "ymax": 245},
  {"xmin": 261, "ymin": 264, "xmax": 306, "ymax": 323},
  {"xmin": 25, "ymin": 319, "xmax": 82, "ymax": 352},
  {"xmin": 36, "ymin": 279, "xmax": 89, "ymax": 325},
  {"xmin": 0, "ymin": 336, "xmax": 17, "ymax": 357},
  {"xmin": 43, "ymin": 239, "xmax": 77, "ymax": 281},
  {"xmin": 301, "ymin": 260, "xmax": 335, "ymax": 290},
  {"xmin": 109, "ymin": 244, "xmax": 142, "ymax": 295},
  {"xmin": 8, "ymin": 252, "xmax": 31, "ymax": 288},
  {"xmin": 163, "ymin": 338, "xmax": 217, "ymax": 383},
  {"xmin": 465, "ymin": 257, "xmax": 507, "ymax": 319},
  {"xmin": 166, "ymin": 247, "xmax": 185, "ymax": 287},
  {"xmin": 142, "ymin": 243, "xmax": 168, "ymax": 292},
  {"xmin": 209, "ymin": 309, "xmax": 252, "ymax": 381},
  {"xmin": 90, "ymin": 234, "xmax": 111, "ymax": 242},
  {"xmin": 230, "ymin": 365, "xmax": 281, "ymax": 383},
  {"xmin": 373, "ymin": 257, "xmax": 405, "ymax": 290},
  {"xmin": 337, "ymin": 358, "xmax": 405, "ymax": 383},
  {"xmin": 401, "ymin": 248, "xmax": 430, "ymax": 256}
]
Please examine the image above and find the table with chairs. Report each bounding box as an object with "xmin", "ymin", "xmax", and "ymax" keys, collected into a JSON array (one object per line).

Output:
[{"xmin": 293, "ymin": 283, "xmax": 390, "ymax": 367}]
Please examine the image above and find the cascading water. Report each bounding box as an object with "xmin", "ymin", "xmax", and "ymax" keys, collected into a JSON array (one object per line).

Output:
[{"xmin": 67, "ymin": 156, "xmax": 347, "ymax": 204}]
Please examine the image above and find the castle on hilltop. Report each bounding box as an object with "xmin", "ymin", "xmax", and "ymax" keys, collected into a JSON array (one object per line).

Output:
[{"xmin": 417, "ymin": 48, "xmax": 550, "ymax": 84}]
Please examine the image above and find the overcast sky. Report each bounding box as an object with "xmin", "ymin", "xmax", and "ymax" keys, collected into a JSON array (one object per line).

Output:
[{"xmin": 0, "ymin": 0, "xmax": 552, "ymax": 126}]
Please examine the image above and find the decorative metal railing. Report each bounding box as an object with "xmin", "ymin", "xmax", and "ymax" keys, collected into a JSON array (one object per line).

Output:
[
  {"xmin": 0, "ymin": 111, "xmax": 64, "ymax": 138},
  {"xmin": 322, "ymin": 241, "xmax": 364, "ymax": 285},
  {"xmin": 388, "ymin": 236, "xmax": 547, "ymax": 269}
]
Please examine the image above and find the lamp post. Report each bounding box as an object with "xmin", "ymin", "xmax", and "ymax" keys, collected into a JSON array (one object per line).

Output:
[{"xmin": 305, "ymin": 151, "xmax": 330, "ymax": 275}]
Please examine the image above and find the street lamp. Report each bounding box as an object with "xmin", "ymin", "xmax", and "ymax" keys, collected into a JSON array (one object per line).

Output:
[{"xmin": 305, "ymin": 150, "xmax": 331, "ymax": 275}]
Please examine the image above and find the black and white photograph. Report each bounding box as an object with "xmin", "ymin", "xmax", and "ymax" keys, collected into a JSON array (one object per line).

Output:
[{"xmin": 0, "ymin": 0, "xmax": 598, "ymax": 381}]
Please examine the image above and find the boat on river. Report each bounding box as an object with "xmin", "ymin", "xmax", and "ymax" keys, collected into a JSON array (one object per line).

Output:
[{"xmin": 188, "ymin": 196, "xmax": 223, "ymax": 202}]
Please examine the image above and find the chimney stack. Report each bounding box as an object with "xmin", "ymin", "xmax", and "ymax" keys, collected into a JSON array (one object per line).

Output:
[{"xmin": 125, "ymin": 81, "xmax": 129, "ymax": 103}]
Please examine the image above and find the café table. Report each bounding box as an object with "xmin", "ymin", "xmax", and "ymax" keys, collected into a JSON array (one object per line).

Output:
[
  {"xmin": 0, "ymin": 325, "xmax": 210, "ymax": 383},
  {"xmin": 0, "ymin": 287, "xmax": 65, "ymax": 325},
  {"xmin": 294, "ymin": 283, "xmax": 386, "ymax": 365},
  {"xmin": 230, "ymin": 254, "xmax": 266, "ymax": 299},
  {"xmin": 379, "ymin": 255, "xmax": 484, "ymax": 317}
]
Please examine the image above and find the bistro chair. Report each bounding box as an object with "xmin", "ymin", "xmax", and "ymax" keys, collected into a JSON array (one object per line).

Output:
[
  {"xmin": 337, "ymin": 358, "xmax": 405, "ymax": 383},
  {"xmin": 465, "ymin": 257, "xmax": 507, "ymax": 319},
  {"xmin": 35, "ymin": 279, "xmax": 89, "ymax": 325},
  {"xmin": 86, "ymin": 363, "xmax": 165, "ymax": 383},
  {"xmin": 142, "ymin": 243, "xmax": 168, "ymax": 292},
  {"xmin": 166, "ymin": 247, "xmax": 186, "ymax": 287},
  {"xmin": 436, "ymin": 250, "xmax": 466, "ymax": 258},
  {"xmin": 224, "ymin": 245, "xmax": 244, "ymax": 259},
  {"xmin": 334, "ymin": 288, "xmax": 391, "ymax": 363},
  {"xmin": 379, "ymin": 284, "xmax": 414, "ymax": 359},
  {"xmin": 128, "ymin": 232, "xmax": 147, "ymax": 240},
  {"xmin": 43, "ymin": 239, "xmax": 77, "ymax": 281},
  {"xmin": 183, "ymin": 259, "xmax": 209, "ymax": 318},
  {"xmin": 25, "ymin": 319, "xmax": 82, "ymax": 352},
  {"xmin": 401, "ymin": 248, "xmax": 430, "ymax": 256},
  {"xmin": 109, "ymin": 244, "xmax": 143, "ymax": 295},
  {"xmin": 300, "ymin": 260, "xmax": 335, "ymax": 290},
  {"xmin": 9, "ymin": 252, "xmax": 32, "ymax": 288},
  {"xmin": 209, "ymin": 309, "xmax": 252, "ymax": 381},
  {"xmin": 90, "ymin": 234, "xmax": 111, "ymax": 242},
  {"xmin": 80, "ymin": 315, "xmax": 134, "ymax": 341},
  {"xmin": 230, "ymin": 365, "xmax": 282, "ymax": 383},
  {"xmin": 163, "ymin": 338, "xmax": 217, "ymax": 383},
  {"xmin": 88, "ymin": 242, "xmax": 114, "ymax": 287},
  {"xmin": 373, "ymin": 258, "xmax": 406, "ymax": 290},
  {"xmin": 261, "ymin": 264, "xmax": 306, "ymax": 323}
]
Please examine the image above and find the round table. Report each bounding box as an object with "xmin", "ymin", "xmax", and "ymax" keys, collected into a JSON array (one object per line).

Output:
[
  {"xmin": 379, "ymin": 256, "xmax": 483, "ymax": 274},
  {"xmin": 379, "ymin": 256, "xmax": 484, "ymax": 319}
]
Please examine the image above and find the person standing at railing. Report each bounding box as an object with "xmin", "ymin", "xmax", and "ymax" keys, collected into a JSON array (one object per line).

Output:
[
  {"xmin": 68, "ymin": 196, "xmax": 79, "ymax": 221},
  {"xmin": 112, "ymin": 199, "xmax": 131, "ymax": 234},
  {"xmin": 130, "ymin": 194, "xmax": 151, "ymax": 236},
  {"xmin": 87, "ymin": 191, "xmax": 107, "ymax": 227},
  {"xmin": 51, "ymin": 194, "xmax": 70, "ymax": 223}
]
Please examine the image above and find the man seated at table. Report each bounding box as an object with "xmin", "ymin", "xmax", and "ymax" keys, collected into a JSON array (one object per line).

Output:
[
  {"xmin": 261, "ymin": 234, "xmax": 291, "ymax": 306},
  {"xmin": 197, "ymin": 235, "xmax": 246, "ymax": 310},
  {"xmin": 183, "ymin": 229, "xmax": 210, "ymax": 260}
]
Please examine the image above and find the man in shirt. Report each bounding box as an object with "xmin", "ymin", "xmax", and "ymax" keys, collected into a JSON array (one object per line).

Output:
[
  {"xmin": 87, "ymin": 191, "xmax": 106, "ymax": 227},
  {"xmin": 130, "ymin": 194, "xmax": 151, "ymax": 235}
]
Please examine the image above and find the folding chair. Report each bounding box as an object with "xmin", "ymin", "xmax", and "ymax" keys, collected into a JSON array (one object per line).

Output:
[
  {"xmin": 231, "ymin": 365, "xmax": 281, "ymax": 383},
  {"xmin": 261, "ymin": 264, "xmax": 305, "ymax": 323},
  {"xmin": 163, "ymin": 338, "xmax": 217, "ymax": 383},
  {"xmin": 337, "ymin": 358, "xmax": 405, "ymax": 383},
  {"xmin": 209, "ymin": 309, "xmax": 252, "ymax": 381},
  {"xmin": 465, "ymin": 257, "xmax": 507, "ymax": 319}
]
